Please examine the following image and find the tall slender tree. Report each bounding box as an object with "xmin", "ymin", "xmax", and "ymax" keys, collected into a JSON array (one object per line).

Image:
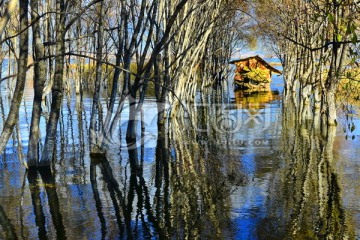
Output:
[
  {"xmin": 0, "ymin": 0, "xmax": 29, "ymax": 154},
  {"xmin": 28, "ymin": 0, "xmax": 48, "ymax": 167},
  {"xmin": 40, "ymin": 0, "xmax": 66, "ymax": 166}
]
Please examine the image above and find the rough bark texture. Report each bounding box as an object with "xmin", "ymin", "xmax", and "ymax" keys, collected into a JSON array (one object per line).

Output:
[
  {"xmin": 40, "ymin": 0, "xmax": 66, "ymax": 166},
  {"xmin": 0, "ymin": 0, "xmax": 29, "ymax": 154},
  {"xmin": 89, "ymin": 1, "xmax": 105, "ymax": 155},
  {"xmin": 0, "ymin": 0, "xmax": 17, "ymax": 38},
  {"xmin": 28, "ymin": 0, "xmax": 48, "ymax": 167}
]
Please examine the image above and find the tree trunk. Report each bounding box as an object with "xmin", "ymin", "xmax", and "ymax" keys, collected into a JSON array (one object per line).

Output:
[
  {"xmin": 0, "ymin": 0, "xmax": 17, "ymax": 38},
  {"xmin": 0, "ymin": 0, "xmax": 29, "ymax": 154},
  {"xmin": 126, "ymin": 95, "xmax": 137, "ymax": 141},
  {"xmin": 28, "ymin": 0, "xmax": 48, "ymax": 167},
  {"xmin": 40, "ymin": 0, "xmax": 66, "ymax": 166},
  {"xmin": 0, "ymin": 45, "xmax": 2, "ymax": 81},
  {"xmin": 108, "ymin": 51, "xmax": 122, "ymax": 114},
  {"xmin": 89, "ymin": 1, "xmax": 105, "ymax": 155},
  {"xmin": 323, "ymin": 86, "xmax": 337, "ymax": 126}
]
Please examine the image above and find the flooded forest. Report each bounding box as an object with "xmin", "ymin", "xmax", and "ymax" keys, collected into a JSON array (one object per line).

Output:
[{"xmin": 0, "ymin": 0, "xmax": 359, "ymax": 239}]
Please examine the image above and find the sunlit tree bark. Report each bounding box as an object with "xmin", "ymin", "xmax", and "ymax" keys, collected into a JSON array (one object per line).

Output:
[
  {"xmin": 89, "ymin": 1, "xmax": 105, "ymax": 155},
  {"xmin": 0, "ymin": 0, "xmax": 29, "ymax": 154},
  {"xmin": 168, "ymin": 0, "xmax": 237, "ymax": 117},
  {"xmin": 40, "ymin": 0, "xmax": 66, "ymax": 166},
  {"xmin": 254, "ymin": 0, "xmax": 359, "ymax": 125},
  {"xmin": 0, "ymin": 0, "xmax": 17, "ymax": 39},
  {"xmin": 28, "ymin": 0, "xmax": 48, "ymax": 167}
]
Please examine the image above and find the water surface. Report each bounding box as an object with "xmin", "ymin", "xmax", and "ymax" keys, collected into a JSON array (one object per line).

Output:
[{"xmin": 0, "ymin": 75, "xmax": 359, "ymax": 239}]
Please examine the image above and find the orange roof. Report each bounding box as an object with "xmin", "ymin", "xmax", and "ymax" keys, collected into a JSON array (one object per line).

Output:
[{"xmin": 229, "ymin": 55, "xmax": 282, "ymax": 75}]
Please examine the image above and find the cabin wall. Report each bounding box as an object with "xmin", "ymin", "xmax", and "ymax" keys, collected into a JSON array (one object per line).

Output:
[{"xmin": 235, "ymin": 58, "xmax": 272, "ymax": 80}]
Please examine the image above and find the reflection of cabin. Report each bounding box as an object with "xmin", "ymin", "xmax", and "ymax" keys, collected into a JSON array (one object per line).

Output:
[
  {"xmin": 229, "ymin": 55, "xmax": 282, "ymax": 91},
  {"xmin": 235, "ymin": 90, "xmax": 280, "ymax": 109}
]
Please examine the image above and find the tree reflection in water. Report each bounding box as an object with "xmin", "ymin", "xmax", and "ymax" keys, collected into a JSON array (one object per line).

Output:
[
  {"xmin": 27, "ymin": 168, "xmax": 66, "ymax": 240},
  {"xmin": 86, "ymin": 116, "xmax": 242, "ymax": 239},
  {"xmin": 168, "ymin": 118, "xmax": 239, "ymax": 239},
  {"xmin": 234, "ymin": 90, "xmax": 280, "ymax": 110},
  {"xmin": 0, "ymin": 203, "xmax": 17, "ymax": 239},
  {"xmin": 0, "ymin": 89, "xmax": 359, "ymax": 239},
  {"xmin": 257, "ymin": 99, "xmax": 354, "ymax": 239}
]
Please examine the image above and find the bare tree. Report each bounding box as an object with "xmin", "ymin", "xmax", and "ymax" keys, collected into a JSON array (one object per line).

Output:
[
  {"xmin": 28, "ymin": 0, "xmax": 48, "ymax": 167},
  {"xmin": 0, "ymin": 0, "xmax": 29, "ymax": 154},
  {"xmin": 254, "ymin": 0, "xmax": 359, "ymax": 125},
  {"xmin": 89, "ymin": 0, "xmax": 105, "ymax": 155},
  {"xmin": 40, "ymin": 0, "xmax": 67, "ymax": 166}
]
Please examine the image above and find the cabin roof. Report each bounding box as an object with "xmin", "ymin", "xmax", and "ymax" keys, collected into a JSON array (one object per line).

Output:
[{"xmin": 229, "ymin": 55, "xmax": 282, "ymax": 75}]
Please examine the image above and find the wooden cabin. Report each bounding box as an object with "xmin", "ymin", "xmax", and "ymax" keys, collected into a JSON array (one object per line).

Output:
[{"xmin": 229, "ymin": 55, "xmax": 282, "ymax": 91}]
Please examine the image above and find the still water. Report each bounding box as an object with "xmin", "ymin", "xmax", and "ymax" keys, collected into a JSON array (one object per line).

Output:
[{"xmin": 0, "ymin": 74, "xmax": 359, "ymax": 239}]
